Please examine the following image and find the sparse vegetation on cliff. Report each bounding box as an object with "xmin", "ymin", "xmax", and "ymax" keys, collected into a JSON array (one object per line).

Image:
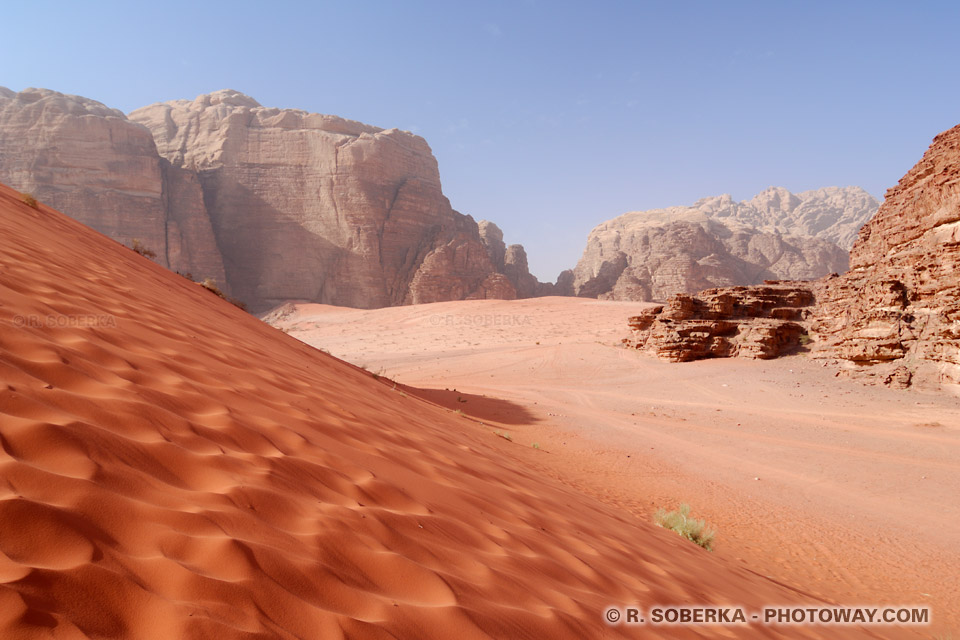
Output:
[{"xmin": 129, "ymin": 239, "xmax": 157, "ymax": 259}]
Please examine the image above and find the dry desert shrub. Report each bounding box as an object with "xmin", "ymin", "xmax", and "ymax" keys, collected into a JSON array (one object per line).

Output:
[
  {"xmin": 21, "ymin": 192, "xmax": 39, "ymax": 209},
  {"xmin": 200, "ymin": 278, "xmax": 247, "ymax": 311},
  {"xmin": 200, "ymin": 277, "xmax": 226, "ymax": 298},
  {"xmin": 655, "ymin": 503, "xmax": 717, "ymax": 551},
  {"xmin": 129, "ymin": 238, "xmax": 157, "ymax": 258}
]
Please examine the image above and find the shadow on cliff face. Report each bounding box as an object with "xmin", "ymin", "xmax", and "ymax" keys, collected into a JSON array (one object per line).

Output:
[
  {"xmin": 396, "ymin": 385, "xmax": 539, "ymax": 426},
  {"xmin": 198, "ymin": 176, "xmax": 353, "ymax": 313}
]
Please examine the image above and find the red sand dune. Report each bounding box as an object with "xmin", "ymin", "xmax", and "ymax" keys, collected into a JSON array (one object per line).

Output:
[{"xmin": 0, "ymin": 182, "xmax": 919, "ymax": 639}]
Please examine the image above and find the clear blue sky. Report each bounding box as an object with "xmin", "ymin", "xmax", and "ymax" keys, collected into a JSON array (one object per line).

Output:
[{"xmin": 3, "ymin": 1, "xmax": 959, "ymax": 281}]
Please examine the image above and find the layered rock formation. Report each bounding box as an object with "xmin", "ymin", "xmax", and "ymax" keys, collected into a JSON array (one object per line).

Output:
[
  {"xmin": 625, "ymin": 283, "xmax": 815, "ymax": 361},
  {"xmin": 811, "ymin": 124, "xmax": 960, "ymax": 385},
  {"xmin": 572, "ymin": 187, "xmax": 877, "ymax": 302},
  {"xmin": 628, "ymin": 125, "xmax": 960, "ymax": 388},
  {"xmin": 129, "ymin": 90, "xmax": 547, "ymax": 310},
  {"xmin": 0, "ymin": 87, "xmax": 225, "ymax": 285}
]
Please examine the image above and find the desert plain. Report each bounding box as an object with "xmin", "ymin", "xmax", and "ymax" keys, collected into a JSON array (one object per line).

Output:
[{"xmin": 272, "ymin": 297, "xmax": 960, "ymax": 637}]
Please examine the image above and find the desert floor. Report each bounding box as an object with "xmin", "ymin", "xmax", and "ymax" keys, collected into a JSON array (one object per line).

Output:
[{"xmin": 274, "ymin": 296, "xmax": 960, "ymax": 635}]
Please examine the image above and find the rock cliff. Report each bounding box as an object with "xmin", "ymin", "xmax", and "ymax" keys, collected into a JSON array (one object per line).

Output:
[
  {"xmin": 719, "ymin": 186, "xmax": 878, "ymax": 250},
  {"xmin": 812, "ymin": 124, "xmax": 960, "ymax": 385},
  {"xmin": 0, "ymin": 87, "xmax": 225, "ymax": 285},
  {"xmin": 572, "ymin": 187, "xmax": 876, "ymax": 302},
  {"xmin": 129, "ymin": 90, "xmax": 552, "ymax": 310},
  {"xmin": 627, "ymin": 125, "xmax": 960, "ymax": 388}
]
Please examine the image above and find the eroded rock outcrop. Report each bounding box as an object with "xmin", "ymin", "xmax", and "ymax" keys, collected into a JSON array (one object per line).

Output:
[
  {"xmin": 812, "ymin": 124, "xmax": 960, "ymax": 385},
  {"xmin": 626, "ymin": 283, "xmax": 814, "ymax": 361},
  {"xmin": 573, "ymin": 187, "xmax": 876, "ymax": 302},
  {"xmin": 628, "ymin": 126, "xmax": 960, "ymax": 389},
  {"xmin": 478, "ymin": 220, "xmax": 507, "ymax": 271},
  {"xmin": 476, "ymin": 220, "xmax": 550, "ymax": 298},
  {"xmin": 0, "ymin": 87, "xmax": 226, "ymax": 285}
]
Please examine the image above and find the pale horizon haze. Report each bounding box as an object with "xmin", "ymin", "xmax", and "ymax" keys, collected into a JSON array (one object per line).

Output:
[{"xmin": 3, "ymin": 0, "xmax": 959, "ymax": 281}]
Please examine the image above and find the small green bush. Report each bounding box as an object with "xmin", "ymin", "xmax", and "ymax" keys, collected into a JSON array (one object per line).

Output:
[{"xmin": 655, "ymin": 503, "xmax": 716, "ymax": 551}]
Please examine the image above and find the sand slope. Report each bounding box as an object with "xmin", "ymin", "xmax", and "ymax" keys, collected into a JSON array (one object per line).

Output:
[
  {"xmin": 276, "ymin": 298, "xmax": 960, "ymax": 638},
  {"xmin": 0, "ymin": 182, "xmax": 897, "ymax": 639}
]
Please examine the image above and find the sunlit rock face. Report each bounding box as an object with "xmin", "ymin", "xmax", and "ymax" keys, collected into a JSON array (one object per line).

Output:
[
  {"xmin": 0, "ymin": 87, "xmax": 225, "ymax": 285},
  {"xmin": 571, "ymin": 187, "xmax": 877, "ymax": 302},
  {"xmin": 813, "ymin": 124, "xmax": 960, "ymax": 385},
  {"xmin": 131, "ymin": 90, "xmax": 535, "ymax": 310}
]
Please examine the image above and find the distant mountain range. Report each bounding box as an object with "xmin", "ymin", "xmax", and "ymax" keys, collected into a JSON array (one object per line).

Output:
[{"xmin": 568, "ymin": 186, "xmax": 878, "ymax": 301}]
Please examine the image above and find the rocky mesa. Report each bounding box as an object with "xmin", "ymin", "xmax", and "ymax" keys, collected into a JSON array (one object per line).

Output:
[
  {"xmin": 0, "ymin": 87, "xmax": 547, "ymax": 311},
  {"xmin": 571, "ymin": 186, "xmax": 877, "ymax": 302},
  {"xmin": 628, "ymin": 124, "xmax": 960, "ymax": 388}
]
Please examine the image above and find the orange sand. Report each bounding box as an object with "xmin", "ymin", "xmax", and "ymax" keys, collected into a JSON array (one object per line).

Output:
[
  {"xmin": 0, "ymin": 182, "xmax": 933, "ymax": 638},
  {"xmin": 275, "ymin": 298, "xmax": 960, "ymax": 638}
]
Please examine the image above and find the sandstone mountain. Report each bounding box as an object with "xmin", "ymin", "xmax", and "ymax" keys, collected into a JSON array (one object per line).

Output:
[
  {"xmin": 627, "ymin": 125, "xmax": 960, "ymax": 388},
  {"xmin": 0, "ymin": 87, "xmax": 226, "ymax": 284},
  {"xmin": 129, "ymin": 90, "xmax": 532, "ymax": 310},
  {"xmin": 0, "ymin": 87, "xmax": 546, "ymax": 311},
  {"xmin": 478, "ymin": 220, "xmax": 556, "ymax": 298},
  {"xmin": 571, "ymin": 187, "xmax": 878, "ymax": 302}
]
